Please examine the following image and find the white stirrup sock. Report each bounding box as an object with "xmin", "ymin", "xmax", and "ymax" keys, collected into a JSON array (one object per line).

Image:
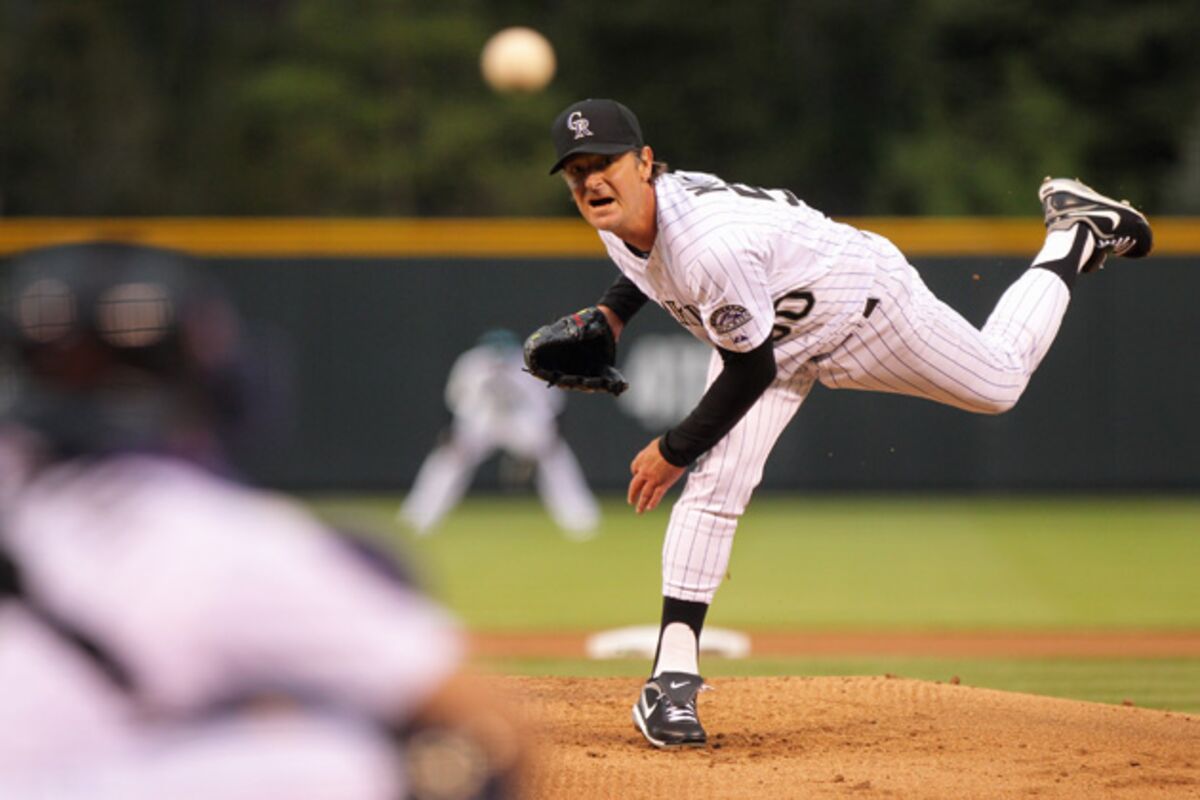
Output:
[
  {"xmin": 1032, "ymin": 225, "xmax": 1094, "ymax": 272},
  {"xmin": 652, "ymin": 622, "xmax": 700, "ymax": 677}
]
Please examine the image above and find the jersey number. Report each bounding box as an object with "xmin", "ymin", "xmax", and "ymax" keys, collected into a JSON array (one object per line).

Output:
[
  {"xmin": 683, "ymin": 177, "xmax": 801, "ymax": 206},
  {"xmin": 771, "ymin": 290, "xmax": 814, "ymax": 342}
]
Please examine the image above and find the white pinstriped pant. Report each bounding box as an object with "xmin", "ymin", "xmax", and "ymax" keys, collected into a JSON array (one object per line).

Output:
[{"xmin": 662, "ymin": 246, "xmax": 1071, "ymax": 603}]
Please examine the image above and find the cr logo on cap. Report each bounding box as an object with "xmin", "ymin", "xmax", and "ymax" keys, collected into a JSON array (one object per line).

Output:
[{"xmin": 567, "ymin": 111, "xmax": 593, "ymax": 140}]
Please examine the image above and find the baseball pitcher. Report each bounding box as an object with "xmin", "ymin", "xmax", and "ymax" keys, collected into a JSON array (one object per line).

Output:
[{"xmin": 523, "ymin": 98, "xmax": 1152, "ymax": 749}]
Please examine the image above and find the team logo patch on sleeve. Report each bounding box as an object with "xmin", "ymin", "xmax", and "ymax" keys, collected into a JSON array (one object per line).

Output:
[{"xmin": 709, "ymin": 304, "xmax": 753, "ymax": 335}]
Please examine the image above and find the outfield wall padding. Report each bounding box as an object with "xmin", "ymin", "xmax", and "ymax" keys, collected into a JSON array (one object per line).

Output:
[
  {"xmin": 3, "ymin": 225, "xmax": 1196, "ymax": 492},
  {"xmin": 201, "ymin": 254, "xmax": 1198, "ymax": 492}
]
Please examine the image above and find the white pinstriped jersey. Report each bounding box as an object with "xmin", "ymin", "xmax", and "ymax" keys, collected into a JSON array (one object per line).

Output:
[
  {"xmin": 629, "ymin": 175, "xmax": 1077, "ymax": 607},
  {"xmin": 599, "ymin": 170, "xmax": 879, "ymax": 371}
]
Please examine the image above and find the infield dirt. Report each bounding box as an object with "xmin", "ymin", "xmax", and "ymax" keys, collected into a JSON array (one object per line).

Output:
[{"xmin": 499, "ymin": 675, "xmax": 1200, "ymax": 799}]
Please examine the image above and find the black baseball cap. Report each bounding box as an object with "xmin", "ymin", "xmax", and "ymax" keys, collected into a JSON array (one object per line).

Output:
[{"xmin": 549, "ymin": 99, "xmax": 644, "ymax": 174}]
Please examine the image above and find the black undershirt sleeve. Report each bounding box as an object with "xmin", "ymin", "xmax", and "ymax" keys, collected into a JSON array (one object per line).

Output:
[
  {"xmin": 658, "ymin": 336, "xmax": 777, "ymax": 467},
  {"xmin": 597, "ymin": 274, "xmax": 649, "ymax": 323}
]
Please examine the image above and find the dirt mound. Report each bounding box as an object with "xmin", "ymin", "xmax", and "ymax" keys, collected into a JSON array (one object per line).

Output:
[{"xmin": 501, "ymin": 675, "xmax": 1199, "ymax": 799}]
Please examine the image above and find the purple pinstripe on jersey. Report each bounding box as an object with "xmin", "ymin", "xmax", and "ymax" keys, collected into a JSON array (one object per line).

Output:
[{"xmin": 816, "ymin": 253, "xmax": 1069, "ymax": 414}]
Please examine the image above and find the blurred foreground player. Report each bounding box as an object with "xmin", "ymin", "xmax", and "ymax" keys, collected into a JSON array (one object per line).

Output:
[
  {"xmin": 400, "ymin": 329, "xmax": 599, "ymax": 540},
  {"xmin": 0, "ymin": 243, "xmax": 524, "ymax": 799}
]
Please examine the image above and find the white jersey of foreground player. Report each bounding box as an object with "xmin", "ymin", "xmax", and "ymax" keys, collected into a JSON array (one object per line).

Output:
[
  {"xmin": 400, "ymin": 340, "xmax": 600, "ymax": 538},
  {"xmin": 0, "ymin": 437, "xmax": 462, "ymax": 800},
  {"xmin": 602, "ymin": 170, "xmax": 1071, "ymax": 603}
]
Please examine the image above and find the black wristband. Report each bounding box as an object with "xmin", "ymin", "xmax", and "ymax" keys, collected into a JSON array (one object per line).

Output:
[{"xmin": 658, "ymin": 432, "xmax": 689, "ymax": 467}]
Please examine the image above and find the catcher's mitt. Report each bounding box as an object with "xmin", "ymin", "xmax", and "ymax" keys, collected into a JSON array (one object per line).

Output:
[{"xmin": 523, "ymin": 307, "xmax": 628, "ymax": 396}]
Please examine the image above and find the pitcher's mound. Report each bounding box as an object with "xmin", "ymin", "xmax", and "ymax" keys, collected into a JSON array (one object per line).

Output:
[{"xmin": 501, "ymin": 675, "xmax": 1199, "ymax": 799}]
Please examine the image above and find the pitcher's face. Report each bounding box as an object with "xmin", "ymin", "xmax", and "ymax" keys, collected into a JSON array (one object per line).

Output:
[{"xmin": 562, "ymin": 147, "xmax": 655, "ymax": 235}]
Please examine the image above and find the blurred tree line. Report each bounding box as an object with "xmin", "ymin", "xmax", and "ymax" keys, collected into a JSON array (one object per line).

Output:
[{"xmin": 1, "ymin": 0, "xmax": 1199, "ymax": 217}]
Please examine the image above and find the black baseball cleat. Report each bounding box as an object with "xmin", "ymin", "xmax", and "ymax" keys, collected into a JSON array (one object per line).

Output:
[
  {"xmin": 1039, "ymin": 177, "xmax": 1153, "ymax": 271},
  {"xmin": 631, "ymin": 671, "xmax": 708, "ymax": 748}
]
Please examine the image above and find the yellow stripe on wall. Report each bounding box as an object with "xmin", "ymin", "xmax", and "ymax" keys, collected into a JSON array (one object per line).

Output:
[{"xmin": 0, "ymin": 217, "xmax": 1197, "ymax": 258}]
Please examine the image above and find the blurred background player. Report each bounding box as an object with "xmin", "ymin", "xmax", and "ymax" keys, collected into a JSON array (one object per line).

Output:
[
  {"xmin": 0, "ymin": 242, "xmax": 524, "ymax": 799},
  {"xmin": 399, "ymin": 328, "xmax": 600, "ymax": 540}
]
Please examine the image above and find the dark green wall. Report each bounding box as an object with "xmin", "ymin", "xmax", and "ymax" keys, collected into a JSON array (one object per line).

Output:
[{"xmin": 208, "ymin": 254, "xmax": 1200, "ymax": 492}]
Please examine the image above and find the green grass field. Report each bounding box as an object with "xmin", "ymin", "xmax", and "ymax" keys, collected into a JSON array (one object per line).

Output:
[{"xmin": 308, "ymin": 493, "xmax": 1200, "ymax": 711}]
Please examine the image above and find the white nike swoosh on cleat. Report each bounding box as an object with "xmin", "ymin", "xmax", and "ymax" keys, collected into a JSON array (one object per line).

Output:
[{"xmin": 669, "ymin": 680, "xmax": 691, "ymax": 690}]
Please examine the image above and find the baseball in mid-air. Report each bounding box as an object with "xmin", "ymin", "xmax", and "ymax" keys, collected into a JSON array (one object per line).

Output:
[{"xmin": 480, "ymin": 27, "xmax": 556, "ymax": 93}]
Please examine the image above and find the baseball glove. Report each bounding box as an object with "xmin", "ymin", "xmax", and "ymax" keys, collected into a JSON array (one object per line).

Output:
[{"xmin": 523, "ymin": 307, "xmax": 628, "ymax": 396}]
